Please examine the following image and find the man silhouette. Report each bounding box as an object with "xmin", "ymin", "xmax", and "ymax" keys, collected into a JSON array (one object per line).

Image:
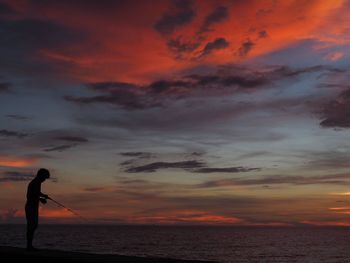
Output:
[{"xmin": 25, "ymin": 168, "xmax": 50, "ymax": 251}]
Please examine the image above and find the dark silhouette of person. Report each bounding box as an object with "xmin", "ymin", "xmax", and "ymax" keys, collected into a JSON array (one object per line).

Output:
[{"xmin": 25, "ymin": 168, "xmax": 50, "ymax": 251}]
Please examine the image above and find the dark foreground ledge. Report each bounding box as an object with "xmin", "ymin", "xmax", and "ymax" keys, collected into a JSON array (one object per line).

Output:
[{"xmin": 0, "ymin": 246, "xmax": 218, "ymax": 263}]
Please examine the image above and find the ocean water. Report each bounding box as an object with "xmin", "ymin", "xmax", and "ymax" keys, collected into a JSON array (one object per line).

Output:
[{"xmin": 1, "ymin": 225, "xmax": 350, "ymax": 262}]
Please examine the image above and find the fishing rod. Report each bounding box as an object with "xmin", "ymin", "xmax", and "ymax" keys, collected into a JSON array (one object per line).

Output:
[{"xmin": 47, "ymin": 197, "xmax": 88, "ymax": 221}]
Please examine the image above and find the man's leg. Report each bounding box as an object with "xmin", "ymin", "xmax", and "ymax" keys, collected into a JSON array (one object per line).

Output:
[
  {"xmin": 26, "ymin": 224, "xmax": 35, "ymax": 249},
  {"xmin": 26, "ymin": 207, "xmax": 38, "ymax": 250}
]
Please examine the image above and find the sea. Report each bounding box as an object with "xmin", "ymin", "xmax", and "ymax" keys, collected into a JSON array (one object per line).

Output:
[{"xmin": 1, "ymin": 225, "xmax": 350, "ymax": 263}]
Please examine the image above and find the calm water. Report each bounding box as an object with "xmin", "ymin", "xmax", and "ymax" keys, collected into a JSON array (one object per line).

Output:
[{"xmin": 1, "ymin": 225, "xmax": 350, "ymax": 262}]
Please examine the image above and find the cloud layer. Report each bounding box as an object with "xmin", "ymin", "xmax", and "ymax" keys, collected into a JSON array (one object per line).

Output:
[{"xmin": 1, "ymin": 0, "xmax": 350, "ymax": 226}]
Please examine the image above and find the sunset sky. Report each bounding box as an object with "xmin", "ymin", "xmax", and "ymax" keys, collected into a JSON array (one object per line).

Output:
[{"xmin": 1, "ymin": 0, "xmax": 350, "ymax": 226}]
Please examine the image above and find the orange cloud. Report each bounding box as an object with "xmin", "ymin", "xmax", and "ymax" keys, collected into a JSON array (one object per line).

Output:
[
  {"xmin": 328, "ymin": 207, "xmax": 350, "ymax": 210},
  {"xmin": 335, "ymin": 211, "xmax": 350, "ymax": 215},
  {"xmin": 0, "ymin": 208, "xmax": 23, "ymax": 220},
  {"xmin": 2, "ymin": 182, "xmax": 16, "ymax": 189},
  {"xmin": 126, "ymin": 210, "xmax": 242, "ymax": 224},
  {"xmin": 179, "ymin": 213, "xmax": 241, "ymax": 224},
  {"xmin": 245, "ymin": 222, "xmax": 293, "ymax": 227},
  {"xmin": 0, "ymin": 155, "xmax": 37, "ymax": 168},
  {"xmin": 332, "ymin": 192, "xmax": 350, "ymax": 195},
  {"xmin": 324, "ymin": 51, "xmax": 344, "ymax": 61},
  {"xmin": 300, "ymin": 220, "xmax": 350, "ymax": 226},
  {"xmin": 40, "ymin": 208, "xmax": 75, "ymax": 219},
  {"xmin": 9, "ymin": 0, "xmax": 348, "ymax": 83}
]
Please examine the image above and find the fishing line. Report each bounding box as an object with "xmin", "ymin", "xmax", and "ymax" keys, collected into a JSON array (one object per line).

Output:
[{"xmin": 48, "ymin": 197, "xmax": 88, "ymax": 221}]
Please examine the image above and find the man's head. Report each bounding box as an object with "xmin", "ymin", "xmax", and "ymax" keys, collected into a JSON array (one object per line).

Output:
[{"xmin": 36, "ymin": 168, "xmax": 50, "ymax": 182}]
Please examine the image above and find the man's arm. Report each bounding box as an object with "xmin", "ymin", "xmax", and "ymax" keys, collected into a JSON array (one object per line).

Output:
[
  {"xmin": 39, "ymin": 192, "xmax": 49, "ymax": 204},
  {"xmin": 40, "ymin": 192, "xmax": 49, "ymax": 199}
]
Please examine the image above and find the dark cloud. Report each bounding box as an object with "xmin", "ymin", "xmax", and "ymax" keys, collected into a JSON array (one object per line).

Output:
[
  {"xmin": 64, "ymin": 95, "xmax": 159, "ymax": 110},
  {"xmin": 0, "ymin": 129, "xmax": 28, "ymax": 138},
  {"xmin": 167, "ymin": 38, "xmax": 200, "ymax": 53},
  {"xmin": 0, "ymin": 82, "xmax": 11, "ymax": 93},
  {"xmin": 148, "ymin": 80, "xmax": 191, "ymax": 94},
  {"xmin": 237, "ymin": 39, "xmax": 255, "ymax": 57},
  {"xmin": 306, "ymin": 151, "xmax": 350, "ymax": 169},
  {"xmin": 193, "ymin": 167, "xmax": 261, "ymax": 173},
  {"xmin": 65, "ymin": 81, "xmax": 162, "ymax": 110},
  {"xmin": 199, "ymin": 37, "xmax": 229, "ymax": 57},
  {"xmin": 198, "ymin": 173, "xmax": 350, "ymax": 188},
  {"xmin": 167, "ymin": 37, "xmax": 201, "ymax": 59},
  {"xmin": 190, "ymin": 151, "xmax": 205, "ymax": 157},
  {"xmin": 119, "ymin": 179, "xmax": 150, "ymax": 185},
  {"xmin": 0, "ymin": 2, "xmax": 14, "ymax": 15},
  {"xmin": 273, "ymin": 65, "xmax": 342, "ymax": 78},
  {"xmin": 120, "ymin": 152, "xmax": 152, "ymax": 157},
  {"xmin": 55, "ymin": 136, "xmax": 89, "ymax": 142},
  {"xmin": 30, "ymin": 0, "xmax": 125, "ymax": 12},
  {"xmin": 154, "ymin": 0, "xmax": 195, "ymax": 36},
  {"xmin": 44, "ymin": 144, "xmax": 77, "ymax": 152},
  {"xmin": 120, "ymin": 159, "xmax": 135, "ymax": 166},
  {"xmin": 83, "ymin": 187, "xmax": 110, "ymax": 192},
  {"xmin": 6, "ymin": 114, "xmax": 30, "ymax": 120},
  {"xmin": 320, "ymin": 87, "xmax": 350, "ymax": 128},
  {"xmin": 258, "ymin": 30, "xmax": 268, "ymax": 38},
  {"xmin": 124, "ymin": 159, "xmax": 260, "ymax": 174},
  {"xmin": 119, "ymin": 152, "xmax": 154, "ymax": 166},
  {"xmin": 235, "ymin": 151, "xmax": 270, "ymax": 160},
  {"xmin": 10, "ymin": 129, "xmax": 89, "ymax": 154},
  {"xmin": 125, "ymin": 160, "xmax": 205, "ymax": 173},
  {"xmin": 0, "ymin": 171, "xmax": 33, "ymax": 182},
  {"xmin": 187, "ymin": 72, "xmax": 269, "ymax": 89},
  {"xmin": 198, "ymin": 6, "xmax": 228, "ymax": 34},
  {"xmin": 164, "ymin": 5, "xmax": 229, "ymax": 60},
  {"xmin": 65, "ymin": 65, "xmax": 337, "ymax": 110},
  {"xmin": 0, "ymin": 18, "xmax": 84, "ymax": 51},
  {"xmin": 0, "ymin": 17, "xmax": 85, "ymax": 76},
  {"xmin": 88, "ymin": 81, "xmax": 138, "ymax": 91}
]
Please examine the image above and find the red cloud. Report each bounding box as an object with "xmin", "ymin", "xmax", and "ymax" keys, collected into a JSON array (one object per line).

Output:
[
  {"xmin": 300, "ymin": 220, "xmax": 350, "ymax": 226},
  {"xmin": 126, "ymin": 210, "xmax": 242, "ymax": 225},
  {"xmin": 0, "ymin": 155, "xmax": 37, "ymax": 168},
  {"xmin": 5, "ymin": 0, "xmax": 348, "ymax": 82},
  {"xmin": 40, "ymin": 208, "xmax": 75, "ymax": 219}
]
